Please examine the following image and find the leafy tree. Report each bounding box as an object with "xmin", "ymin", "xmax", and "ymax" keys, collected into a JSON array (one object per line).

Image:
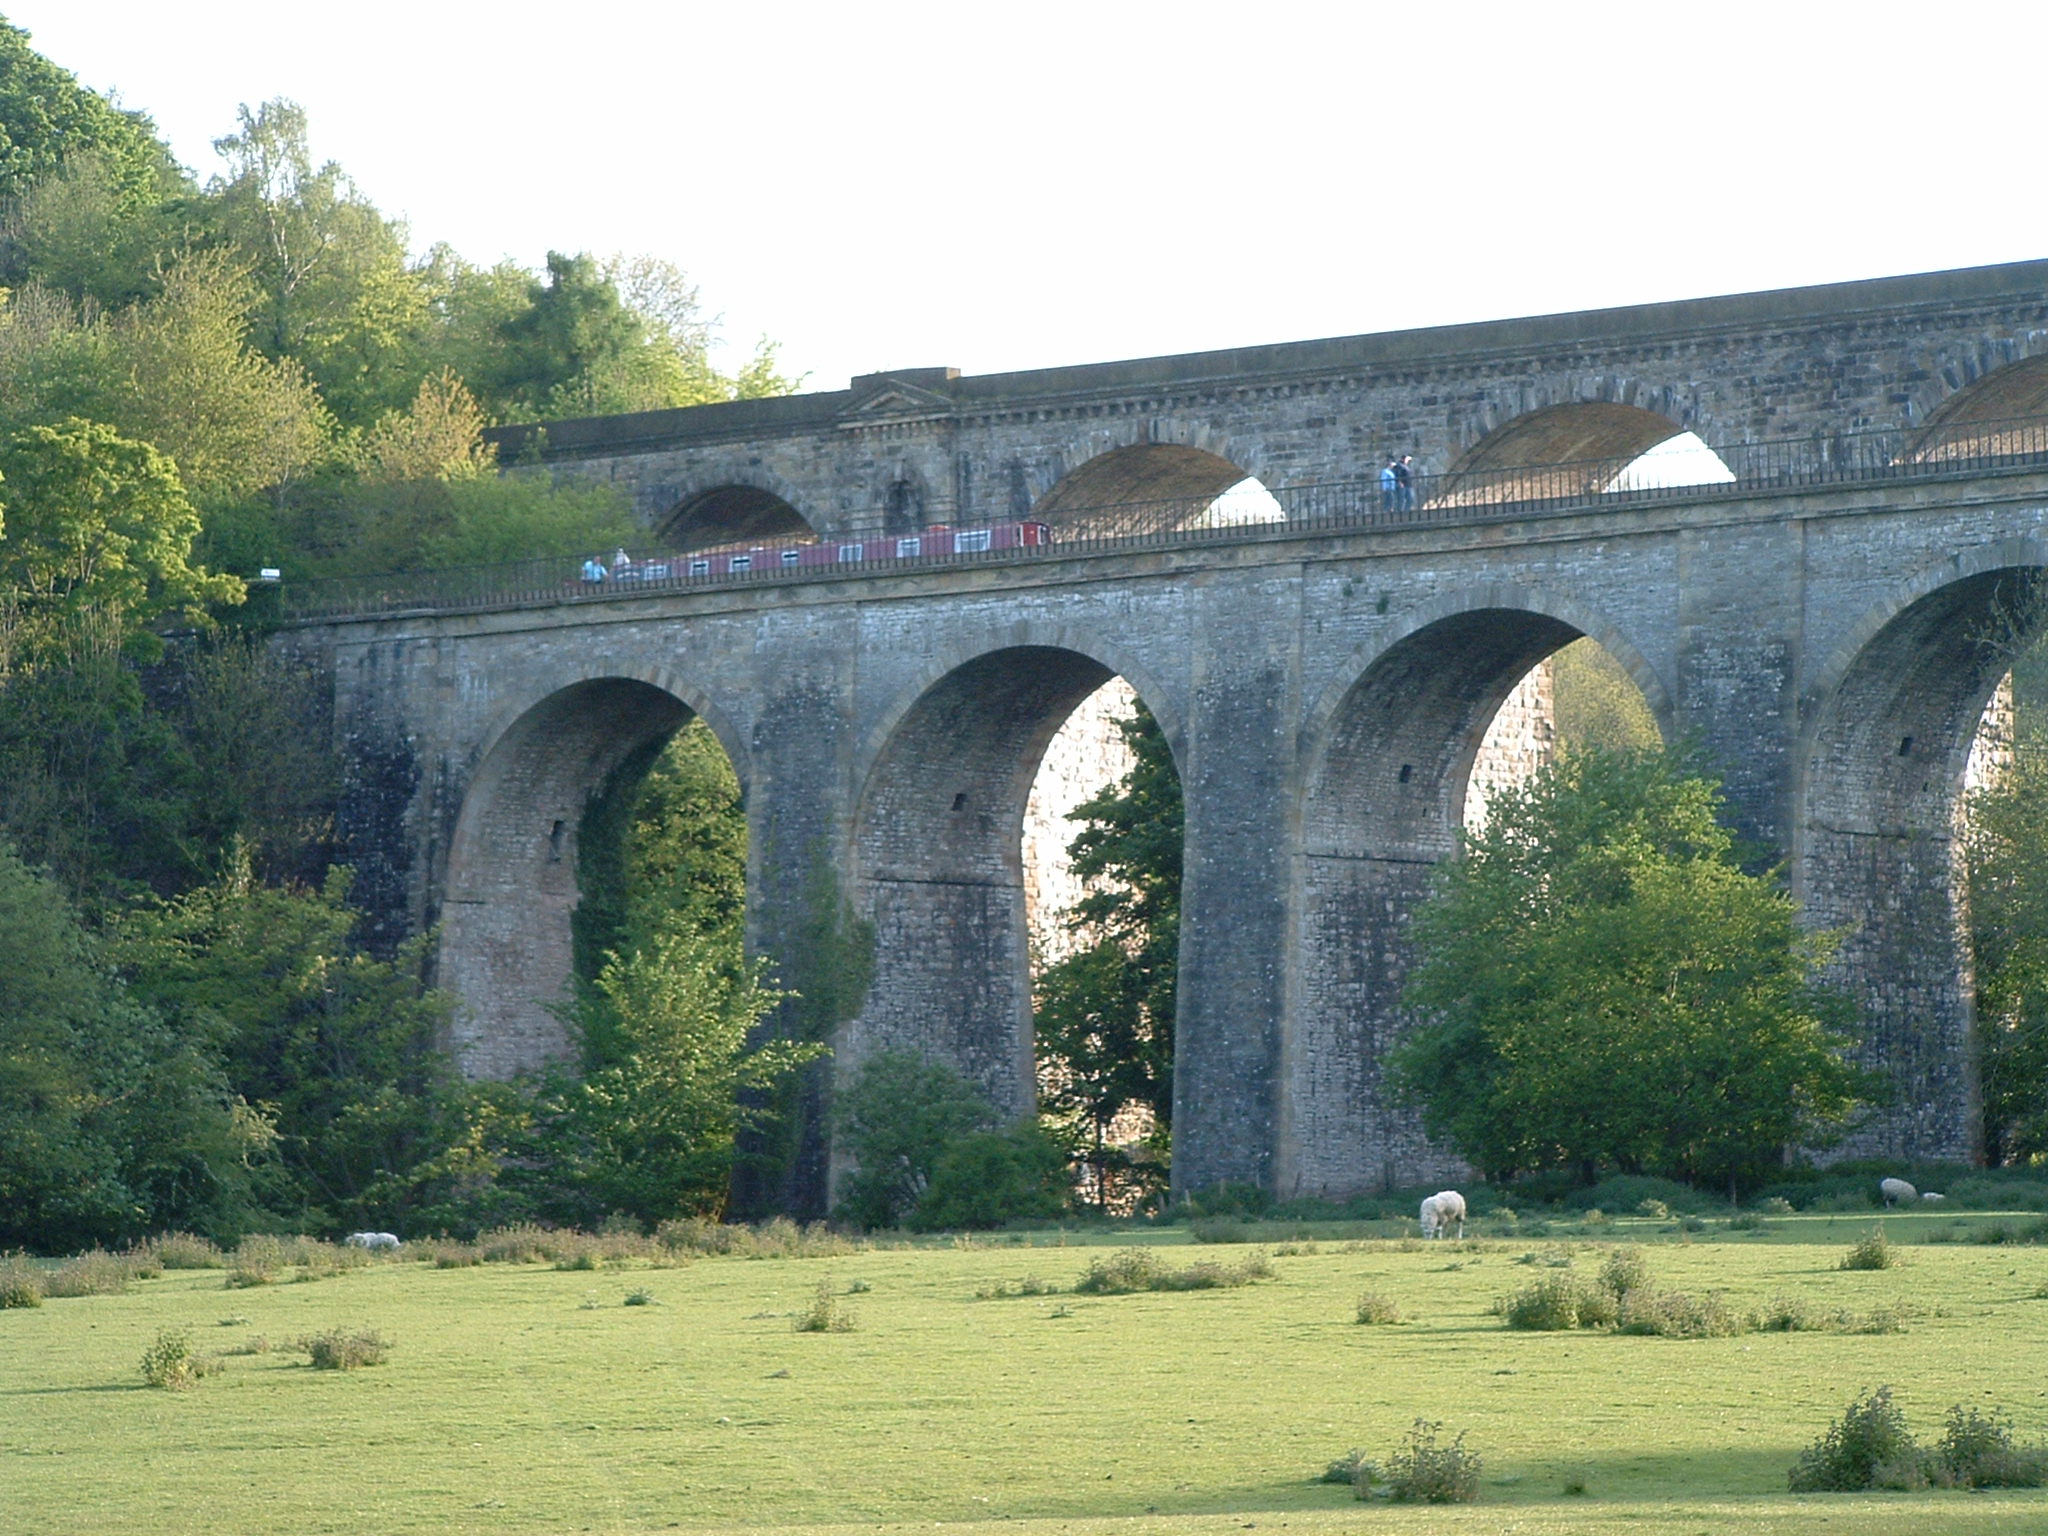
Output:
[
  {"xmin": 1391, "ymin": 746, "xmax": 1867, "ymax": 1195},
  {"xmin": 0, "ymin": 418, "xmax": 243, "ymax": 650},
  {"xmin": 911, "ymin": 1123, "xmax": 1069, "ymax": 1232},
  {"xmin": 109, "ymin": 849, "xmax": 457, "ymax": 1231},
  {"xmin": 567, "ymin": 918, "xmax": 816, "ymax": 1222},
  {"xmin": 0, "ymin": 146, "xmax": 191, "ymax": 311},
  {"xmin": 1033, "ymin": 700, "xmax": 1179, "ymax": 1207},
  {"xmin": 1964, "ymin": 713, "xmax": 2048, "ymax": 1164},
  {"xmin": 202, "ymin": 99, "xmax": 430, "ymax": 429},
  {"xmin": 0, "ymin": 21, "xmax": 178, "ymax": 216},
  {"xmin": 832, "ymin": 1050, "xmax": 1004, "ymax": 1229},
  {"xmin": 0, "ymin": 838, "xmax": 265, "ymax": 1250},
  {"xmin": 1549, "ymin": 637, "xmax": 1661, "ymax": 752}
]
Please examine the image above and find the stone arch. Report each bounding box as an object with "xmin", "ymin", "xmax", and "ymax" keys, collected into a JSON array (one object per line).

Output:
[
  {"xmin": 1436, "ymin": 402, "xmax": 1719, "ymax": 507},
  {"xmin": 1903, "ymin": 345, "xmax": 2048, "ymax": 461},
  {"xmin": 439, "ymin": 667, "xmax": 748, "ymax": 1079},
  {"xmin": 1283, "ymin": 587, "xmax": 1666, "ymax": 1197},
  {"xmin": 1796, "ymin": 542, "xmax": 2048, "ymax": 1161},
  {"xmin": 659, "ymin": 472, "xmax": 817, "ymax": 551},
  {"xmin": 1025, "ymin": 432, "xmax": 1270, "ymax": 534},
  {"xmin": 844, "ymin": 640, "xmax": 1187, "ymax": 1143}
]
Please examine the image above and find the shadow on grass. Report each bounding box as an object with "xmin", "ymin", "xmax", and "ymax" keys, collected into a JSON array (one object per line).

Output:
[{"xmin": 0, "ymin": 1382, "xmax": 152, "ymax": 1396}]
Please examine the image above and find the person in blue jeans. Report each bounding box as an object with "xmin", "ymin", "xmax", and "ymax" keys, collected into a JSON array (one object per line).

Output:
[{"xmin": 1380, "ymin": 456, "xmax": 1400, "ymax": 511}]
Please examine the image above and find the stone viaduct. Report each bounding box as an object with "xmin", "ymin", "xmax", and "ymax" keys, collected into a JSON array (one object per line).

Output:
[{"xmin": 290, "ymin": 259, "xmax": 2048, "ymax": 1214}]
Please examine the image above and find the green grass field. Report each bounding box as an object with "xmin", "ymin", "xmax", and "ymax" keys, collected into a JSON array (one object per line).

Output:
[{"xmin": 5, "ymin": 1215, "xmax": 2047, "ymax": 1535}]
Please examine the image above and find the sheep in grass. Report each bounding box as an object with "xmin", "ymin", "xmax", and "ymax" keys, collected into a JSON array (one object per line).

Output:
[
  {"xmin": 1921, "ymin": 1191, "xmax": 1945, "ymax": 1202},
  {"xmin": 346, "ymin": 1232, "xmax": 401, "ymax": 1252},
  {"xmin": 1419, "ymin": 1190, "xmax": 1467, "ymax": 1240},
  {"xmin": 1878, "ymin": 1177, "xmax": 1917, "ymax": 1207}
]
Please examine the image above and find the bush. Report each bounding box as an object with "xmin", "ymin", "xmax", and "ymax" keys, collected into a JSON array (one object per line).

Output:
[
  {"xmin": 1936, "ymin": 1405, "xmax": 2048, "ymax": 1488},
  {"xmin": 141, "ymin": 1232, "xmax": 224, "ymax": 1269},
  {"xmin": 0, "ymin": 1256, "xmax": 44, "ymax": 1308},
  {"xmin": 1385, "ymin": 1419, "xmax": 1482, "ymax": 1504},
  {"xmin": 1758, "ymin": 1294, "xmax": 1818, "ymax": 1332},
  {"xmin": 1354, "ymin": 1291, "xmax": 1402, "ymax": 1324},
  {"xmin": 1615, "ymin": 1288, "xmax": 1743, "ymax": 1338},
  {"xmin": 1074, "ymin": 1248, "xmax": 1273, "ymax": 1295},
  {"xmin": 1499, "ymin": 1273, "xmax": 1608, "ymax": 1330},
  {"xmin": 910, "ymin": 1124, "xmax": 1069, "ymax": 1232},
  {"xmin": 297, "ymin": 1328, "xmax": 389, "ymax": 1369},
  {"xmin": 794, "ymin": 1279, "xmax": 854, "ymax": 1333},
  {"xmin": 1788, "ymin": 1386, "xmax": 1922, "ymax": 1492},
  {"xmin": 1840, "ymin": 1227, "xmax": 1897, "ymax": 1271},
  {"xmin": 623, "ymin": 1288, "xmax": 657, "ymax": 1307},
  {"xmin": 45, "ymin": 1250, "xmax": 138, "ymax": 1297},
  {"xmin": 139, "ymin": 1329, "xmax": 220, "ymax": 1390},
  {"xmin": 1598, "ymin": 1246, "xmax": 1652, "ymax": 1300},
  {"xmin": 1319, "ymin": 1449, "xmax": 1376, "ymax": 1490},
  {"xmin": 832, "ymin": 1051, "xmax": 1001, "ymax": 1230}
]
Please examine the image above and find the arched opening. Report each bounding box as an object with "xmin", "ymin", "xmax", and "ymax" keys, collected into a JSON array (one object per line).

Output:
[
  {"xmin": 1466, "ymin": 636, "xmax": 1666, "ymax": 830},
  {"xmin": 1436, "ymin": 403, "xmax": 1734, "ymax": 508},
  {"xmin": 1029, "ymin": 443, "xmax": 1272, "ymax": 537},
  {"xmin": 1907, "ymin": 354, "xmax": 2048, "ymax": 462},
  {"xmin": 1291, "ymin": 608, "xmax": 1672, "ymax": 1195},
  {"xmin": 849, "ymin": 648, "xmax": 1184, "ymax": 1212},
  {"xmin": 437, "ymin": 677, "xmax": 738, "ymax": 1079},
  {"xmin": 661, "ymin": 484, "xmax": 814, "ymax": 551},
  {"xmin": 1801, "ymin": 566, "xmax": 2048, "ymax": 1162}
]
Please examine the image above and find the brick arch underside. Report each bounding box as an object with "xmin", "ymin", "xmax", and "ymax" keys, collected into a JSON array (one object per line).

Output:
[
  {"xmin": 1285, "ymin": 608, "xmax": 1583, "ymax": 1197},
  {"xmin": 1028, "ymin": 444, "xmax": 1251, "ymax": 534},
  {"xmin": 1438, "ymin": 402, "xmax": 1695, "ymax": 506},
  {"xmin": 1800, "ymin": 567, "xmax": 2048, "ymax": 1161},
  {"xmin": 1909, "ymin": 353, "xmax": 2048, "ymax": 460},
  {"xmin": 661, "ymin": 485, "xmax": 815, "ymax": 551},
  {"xmin": 848, "ymin": 646, "xmax": 1131, "ymax": 1123},
  {"xmin": 438, "ymin": 678, "xmax": 692, "ymax": 1078}
]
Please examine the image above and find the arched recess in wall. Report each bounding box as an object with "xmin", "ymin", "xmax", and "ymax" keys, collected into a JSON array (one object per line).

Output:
[
  {"xmin": 1798, "ymin": 557, "xmax": 2048, "ymax": 1161},
  {"xmin": 437, "ymin": 675, "xmax": 743, "ymax": 1080},
  {"xmin": 1029, "ymin": 444, "xmax": 1282, "ymax": 538},
  {"xmin": 846, "ymin": 645, "xmax": 1186, "ymax": 1186},
  {"xmin": 1286, "ymin": 602, "xmax": 1667, "ymax": 1198},
  {"xmin": 1435, "ymin": 403, "xmax": 1734, "ymax": 508},
  {"xmin": 1905, "ymin": 353, "xmax": 2048, "ymax": 462},
  {"xmin": 660, "ymin": 484, "xmax": 816, "ymax": 551}
]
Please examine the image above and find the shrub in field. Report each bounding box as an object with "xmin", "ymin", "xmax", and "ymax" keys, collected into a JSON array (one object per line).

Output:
[
  {"xmin": 1319, "ymin": 1448, "xmax": 1376, "ymax": 1487},
  {"xmin": 975, "ymin": 1275, "xmax": 1052, "ymax": 1300},
  {"xmin": 1385, "ymin": 1419, "xmax": 1482, "ymax": 1504},
  {"xmin": 623, "ymin": 1288, "xmax": 657, "ymax": 1307},
  {"xmin": 794, "ymin": 1279, "xmax": 854, "ymax": 1333},
  {"xmin": 225, "ymin": 1235, "xmax": 289, "ymax": 1287},
  {"xmin": 478, "ymin": 1224, "xmax": 566, "ymax": 1264},
  {"xmin": 45, "ymin": 1250, "xmax": 137, "ymax": 1297},
  {"xmin": 1615, "ymin": 1287, "xmax": 1743, "ymax": 1338},
  {"xmin": 1788, "ymin": 1386, "xmax": 1922, "ymax": 1491},
  {"xmin": 1597, "ymin": 1246, "xmax": 1652, "ymax": 1300},
  {"xmin": 1840, "ymin": 1227, "xmax": 1897, "ymax": 1271},
  {"xmin": 1074, "ymin": 1248, "xmax": 1272, "ymax": 1295},
  {"xmin": 1758, "ymin": 1294, "xmax": 1818, "ymax": 1332},
  {"xmin": 141, "ymin": 1232, "xmax": 224, "ymax": 1269},
  {"xmin": 139, "ymin": 1329, "xmax": 220, "ymax": 1390},
  {"xmin": 1354, "ymin": 1291, "xmax": 1402, "ymax": 1324},
  {"xmin": 1935, "ymin": 1405, "xmax": 2048, "ymax": 1488},
  {"xmin": 0, "ymin": 1256, "xmax": 44, "ymax": 1308},
  {"xmin": 297, "ymin": 1328, "xmax": 389, "ymax": 1369},
  {"xmin": 1499, "ymin": 1272, "xmax": 1613, "ymax": 1330}
]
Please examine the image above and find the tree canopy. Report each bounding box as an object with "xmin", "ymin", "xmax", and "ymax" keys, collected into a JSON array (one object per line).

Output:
[{"xmin": 1392, "ymin": 746, "xmax": 1868, "ymax": 1194}]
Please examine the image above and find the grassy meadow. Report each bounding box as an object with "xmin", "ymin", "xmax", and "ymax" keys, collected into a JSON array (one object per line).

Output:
[{"xmin": 4, "ymin": 1213, "xmax": 2048, "ymax": 1535}]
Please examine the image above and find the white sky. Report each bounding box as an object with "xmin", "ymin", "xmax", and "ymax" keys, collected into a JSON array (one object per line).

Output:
[{"xmin": 12, "ymin": 2, "xmax": 2046, "ymax": 395}]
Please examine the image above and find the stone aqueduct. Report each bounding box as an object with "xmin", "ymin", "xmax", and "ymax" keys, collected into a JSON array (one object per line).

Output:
[{"xmin": 292, "ymin": 259, "xmax": 2048, "ymax": 1214}]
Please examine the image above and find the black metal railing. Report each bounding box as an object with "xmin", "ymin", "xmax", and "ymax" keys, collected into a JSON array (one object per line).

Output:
[{"xmin": 278, "ymin": 414, "xmax": 2048, "ymax": 623}]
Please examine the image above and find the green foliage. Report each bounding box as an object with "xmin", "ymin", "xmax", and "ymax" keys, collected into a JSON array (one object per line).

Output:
[
  {"xmin": 1353, "ymin": 1290, "xmax": 1401, "ymax": 1324},
  {"xmin": 0, "ymin": 21, "xmax": 178, "ymax": 218},
  {"xmin": 0, "ymin": 1254, "xmax": 43, "ymax": 1307},
  {"xmin": 1788, "ymin": 1386, "xmax": 1922, "ymax": 1492},
  {"xmin": 793, "ymin": 1278, "xmax": 854, "ymax": 1333},
  {"xmin": 1384, "ymin": 1419, "xmax": 1483, "ymax": 1504},
  {"xmin": 1935, "ymin": 1404, "xmax": 2048, "ymax": 1488},
  {"xmin": 832, "ymin": 1051, "xmax": 1001, "ymax": 1230},
  {"xmin": 1072, "ymin": 1248, "xmax": 1273, "ymax": 1294},
  {"xmin": 139, "ymin": 1327, "xmax": 218, "ymax": 1390},
  {"xmin": 1393, "ymin": 745, "xmax": 1867, "ymax": 1192},
  {"xmin": 296, "ymin": 1327, "xmax": 389, "ymax": 1370},
  {"xmin": 909, "ymin": 1123, "xmax": 1069, "ymax": 1232},
  {"xmin": 0, "ymin": 839, "xmax": 266, "ymax": 1252},
  {"xmin": 1035, "ymin": 700, "xmax": 1179, "ymax": 1209},
  {"xmin": 1549, "ymin": 637, "xmax": 1662, "ymax": 751},
  {"xmin": 1963, "ymin": 719, "xmax": 2048, "ymax": 1164},
  {"xmin": 109, "ymin": 847, "xmax": 455, "ymax": 1233},
  {"xmin": 1840, "ymin": 1226, "xmax": 1897, "ymax": 1270}
]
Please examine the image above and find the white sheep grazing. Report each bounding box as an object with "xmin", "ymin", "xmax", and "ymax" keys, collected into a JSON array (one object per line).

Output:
[
  {"xmin": 346, "ymin": 1231, "xmax": 402, "ymax": 1252},
  {"xmin": 1878, "ymin": 1177, "xmax": 1917, "ymax": 1207},
  {"xmin": 1921, "ymin": 1191, "xmax": 1945, "ymax": 1202},
  {"xmin": 1419, "ymin": 1190, "xmax": 1467, "ymax": 1240}
]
